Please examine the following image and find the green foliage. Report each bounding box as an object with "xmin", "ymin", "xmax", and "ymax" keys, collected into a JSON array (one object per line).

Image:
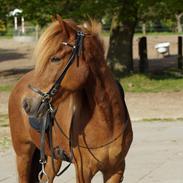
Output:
[
  {"xmin": 0, "ymin": 20, "xmax": 6, "ymax": 33},
  {"xmin": 0, "ymin": 0, "xmax": 183, "ymax": 75},
  {"xmin": 1, "ymin": 0, "xmax": 183, "ymax": 29}
]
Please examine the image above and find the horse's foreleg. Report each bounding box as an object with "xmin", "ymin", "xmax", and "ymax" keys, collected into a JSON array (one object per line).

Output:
[
  {"xmin": 41, "ymin": 157, "xmax": 62, "ymax": 183},
  {"xmin": 75, "ymin": 167, "xmax": 93, "ymax": 183},
  {"xmin": 74, "ymin": 158, "xmax": 94, "ymax": 183},
  {"xmin": 103, "ymin": 170, "xmax": 124, "ymax": 183},
  {"xmin": 16, "ymin": 143, "xmax": 36, "ymax": 183},
  {"xmin": 103, "ymin": 161, "xmax": 125, "ymax": 183}
]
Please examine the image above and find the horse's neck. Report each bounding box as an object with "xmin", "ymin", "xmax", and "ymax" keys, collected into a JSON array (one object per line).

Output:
[{"xmin": 85, "ymin": 63, "xmax": 126, "ymax": 130}]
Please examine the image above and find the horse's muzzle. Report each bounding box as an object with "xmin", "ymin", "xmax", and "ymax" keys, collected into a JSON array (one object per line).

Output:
[
  {"xmin": 23, "ymin": 96, "xmax": 51, "ymax": 132},
  {"xmin": 22, "ymin": 96, "xmax": 47, "ymax": 117}
]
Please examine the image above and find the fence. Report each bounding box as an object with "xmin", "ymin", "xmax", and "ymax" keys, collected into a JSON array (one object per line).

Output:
[
  {"xmin": 0, "ymin": 26, "xmax": 40, "ymax": 42},
  {"xmin": 133, "ymin": 35, "xmax": 183, "ymax": 72},
  {"xmin": 13, "ymin": 26, "xmax": 39, "ymax": 42},
  {"xmin": 135, "ymin": 24, "xmax": 183, "ymax": 34}
]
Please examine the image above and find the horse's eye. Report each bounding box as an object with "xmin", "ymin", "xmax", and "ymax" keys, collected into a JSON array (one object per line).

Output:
[{"xmin": 50, "ymin": 56, "xmax": 61, "ymax": 63}]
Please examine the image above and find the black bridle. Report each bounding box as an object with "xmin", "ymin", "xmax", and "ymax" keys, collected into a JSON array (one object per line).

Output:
[
  {"xmin": 29, "ymin": 31, "xmax": 85, "ymax": 100},
  {"xmin": 28, "ymin": 31, "xmax": 85, "ymax": 182}
]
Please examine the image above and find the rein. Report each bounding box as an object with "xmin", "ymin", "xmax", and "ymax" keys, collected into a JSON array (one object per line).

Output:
[{"xmin": 28, "ymin": 31, "xmax": 85, "ymax": 182}]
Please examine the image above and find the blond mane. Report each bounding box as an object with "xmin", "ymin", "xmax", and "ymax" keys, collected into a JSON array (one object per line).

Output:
[{"xmin": 34, "ymin": 19, "xmax": 104, "ymax": 74}]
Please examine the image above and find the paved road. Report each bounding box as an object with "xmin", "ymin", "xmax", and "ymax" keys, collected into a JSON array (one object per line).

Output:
[{"xmin": 0, "ymin": 121, "xmax": 183, "ymax": 183}]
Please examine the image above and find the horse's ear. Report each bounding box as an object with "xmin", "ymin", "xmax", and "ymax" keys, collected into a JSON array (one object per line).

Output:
[
  {"xmin": 56, "ymin": 15, "xmax": 70, "ymax": 38},
  {"xmin": 51, "ymin": 15, "xmax": 56, "ymax": 22}
]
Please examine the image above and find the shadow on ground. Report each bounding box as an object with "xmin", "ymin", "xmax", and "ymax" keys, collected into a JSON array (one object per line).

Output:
[
  {"xmin": 0, "ymin": 68, "xmax": 33, "ymax": 77},
  {"xmin": 112, "ymin": 55, "xmax": 183, "ymax": 80},
  {"xmin": 0, "ymin": 48, "xmax": 27, "ymax": 62},
  {"xmin": 133, "ymin": 55, "xmax": 178, "ymax": 73}
]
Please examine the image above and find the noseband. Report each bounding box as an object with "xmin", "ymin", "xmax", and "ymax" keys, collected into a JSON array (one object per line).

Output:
[{"xmin": 28, "ymin": 31, "xmax": 85, "ymax": 181}]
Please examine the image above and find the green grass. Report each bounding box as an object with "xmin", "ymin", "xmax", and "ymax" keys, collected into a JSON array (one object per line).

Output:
[
  {"xmin": 0, "ymin": 115, "xmax": 11, "ymax": 149},
  {"xmin": 0, "ymin": 35, "xmax": 13, "ymax": 39},
  {"xmin": 140, "ymin": 118, "xmax": 183, "ymax": 122},
  {"xmin": 0, "ymin": 114, "xmax": 9, "ymax": 127},
  {"xmin": 0, "ymin": 136, "xmax": 11, "ymax": 149},
  {"xmin": 134, "ymin": 32, "xmax": 183, "ymax": 36},
  {"xmin": 0, "ymin": 84, "xmax": 13, "ymax": 92},
  {"xmin": 120, "ymin": 70, "xmax": 183, "ymax": 93}
]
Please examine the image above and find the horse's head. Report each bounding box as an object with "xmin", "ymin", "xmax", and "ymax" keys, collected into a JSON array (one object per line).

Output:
[{"xmin": 23, "ymin": 16, "xmax": 104, "ymax": 118}]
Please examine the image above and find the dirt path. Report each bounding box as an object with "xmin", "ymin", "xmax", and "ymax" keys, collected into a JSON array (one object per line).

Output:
[
  {"xmin": 0, "ymin": 38, "xmax": 35, "ymax": 72},
  {"xmin": 126, "ymin": 92, "xmax": 183, "ymax": 121}
]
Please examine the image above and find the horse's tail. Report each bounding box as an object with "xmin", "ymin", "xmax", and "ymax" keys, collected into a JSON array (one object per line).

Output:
[
  {"xmin": 116, "ymin": 81, "xmax": 133, "ymax": 138},
  {"xmin": 116, "ymin": 80, "xmax": 130, "ymax": 123},
  {"xmin": 116, "ymin": 80, "xmax": 133, "ymax": 156},
  {"xmin": 29, "ymin": 148, "xmax": 41, "ymax": 183}
]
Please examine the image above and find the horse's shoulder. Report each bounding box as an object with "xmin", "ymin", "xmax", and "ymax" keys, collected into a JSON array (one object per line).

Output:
[{"xmin": 9, "ymin": 70, "xmax": 35, "ymax": 99}]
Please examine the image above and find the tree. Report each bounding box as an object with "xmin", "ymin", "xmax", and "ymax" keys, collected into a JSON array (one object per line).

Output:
[
  {"xmin": 2, "ymin": 0, "xmax": 183, "ymax": 74},
  {"xmin": 106, "ymin": 0, "xmax": 161, "ymax": 74},
  {"xmin": 10, "ymin": 0, "xmax": 107, "ymax": 26},
  {"xmin": 165, "ymin": 0, "xmax": 183, "ymax": 33},
  {"xmin": 107, "ymin": 0, "xmax": 138, "ymax": 74},
  {"xmin": 0, "ymin": 0, "xmax": 15, "ymax": 29}
]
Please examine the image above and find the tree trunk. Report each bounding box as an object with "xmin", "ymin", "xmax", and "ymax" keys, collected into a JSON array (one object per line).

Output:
[
  {"xmin": 107, "ymin": 16, "xmax": 136, "ymax": 75},
  {"xmin": 176, "ymin": 13, "xmax": 183, "ymax": 33},
  {"xmin": 142, "ymin": 23, "xmax": 146, "ymax": 35},
  {"xmin": 178, "ymin": 36, "xmax": 183, "ymax": 69}
]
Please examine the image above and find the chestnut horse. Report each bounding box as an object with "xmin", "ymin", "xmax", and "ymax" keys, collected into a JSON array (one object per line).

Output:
[{"xmin": 8, "ymin": 16, "xmax": 133, "ymax": 183}]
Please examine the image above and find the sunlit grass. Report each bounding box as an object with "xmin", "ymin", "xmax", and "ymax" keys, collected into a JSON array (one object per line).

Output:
[
  {"xmin": 0, "ymin": 84, "xmax": 13, "ymax": 92},
  {"xmin": 0, "ymin": 115, "xmax": 10, "ymax": 149},
  {"xmin": 135, "ymin": 32, "xmax": 183, "ymax": 36},
  {"xmin": 120, "ymin": 71, "xmax": 183, "ymax": 92},
  {"xmin": 0, "ymin": 136, "xmax": 11, "ymax": 149},
  {"xmin": 0, "ymin": 114, "xmax": 9, "ymax": 127},
  {"xmin": 140, "ymin": 118, "xmax": 183, "ymax": 122}
]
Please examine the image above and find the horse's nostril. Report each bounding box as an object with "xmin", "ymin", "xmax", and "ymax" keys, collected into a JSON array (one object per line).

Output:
[{"xmin": 22, "ymin": 98, "xmax": 31, "ymax": 113}]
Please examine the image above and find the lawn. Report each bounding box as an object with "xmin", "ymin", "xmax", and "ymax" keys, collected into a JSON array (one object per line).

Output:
[
  {"xmin": 120, "ymin": 70, "xmax": 183, "ymax": 92},
  {"xmin": 0, "ymin": 114, "xmax": 8, "ymax": 127},
  {"xmin": 0, "ymin": 84, "xmax": 13, "ymax": 92}
]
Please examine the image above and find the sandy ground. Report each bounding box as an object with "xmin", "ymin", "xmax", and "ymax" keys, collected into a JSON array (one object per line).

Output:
[
  {"xmin": 126, "ymin": 92, "xmax": 183, "ymax": 121},
  {"xmin": 0, "ymin": 121, "xmax": 183, "ymax": 183}
]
